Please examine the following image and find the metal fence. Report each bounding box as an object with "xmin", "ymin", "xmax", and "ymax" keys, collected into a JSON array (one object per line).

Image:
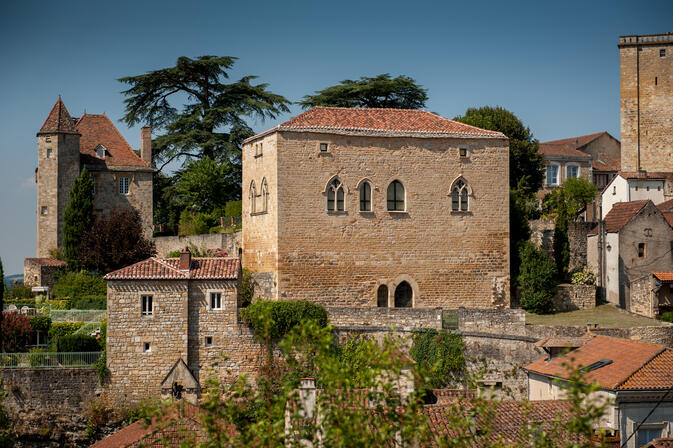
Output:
[
  {"xmin": 50, "ymin": 309, "xmax": 106, "ymax": 323},
  {"xmin": 0, "ymin": 352, "xmax": 102, "ymax": 368}
]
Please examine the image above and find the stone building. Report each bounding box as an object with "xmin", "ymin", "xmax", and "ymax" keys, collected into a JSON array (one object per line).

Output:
[
  {"xmin": 630, "ymin": 272, "xmax": 673, "ymax": 319},
  {"xmin": 35, "ymin": 97, "xmax": 153, "ymax": 258},
  {"xmin": 619, "ymin": 32, "xmax": 673, "ymax": 173},
  {"xmin": 22, "ymin": 257, "xmax": 67, "ymax": 295},
  {"xmin": 104, "ymin": 249, "xmax": 248, "ymax": 403},
  {"xmin": 241, "ymin": 107, "xmax": 510, "ymax": 309}
]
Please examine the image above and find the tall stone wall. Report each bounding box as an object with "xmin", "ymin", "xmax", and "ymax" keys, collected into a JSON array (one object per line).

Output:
[
  {"xmin": 630, "ymin": 275, "xmax": 654, "ymax": 318},
  {"xmin": 568, "ymin": 221, "xmax": 594, "ymax": 272},
  {"xmin": 553, "ymin": 284, "xmax": 596, "ymax": 311},
  {"xmin": 1, "ymin": 368, "xmax": 100, "ymax": 446},
  {"xmin": 154, "ymin": 231, "xmax": 242, "ymax": 258},
  {"xmin": 529, "ymin": 219, "xmax": 555, "ymax": 258},
  {"xmin": 326, "ymin": 307, "xmax": 442, "ymax": 330}
]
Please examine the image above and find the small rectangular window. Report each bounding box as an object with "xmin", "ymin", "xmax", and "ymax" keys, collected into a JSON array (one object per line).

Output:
[
  {"xmin": 319, "ymin": 143, "xmax": 329, "ymax": 152},
  {"xmin": 92, "ymin": 180, "xmax": 96, "ymax": 196},
  {"xmin": 638, "ymin": 243, "xmax": 646, "ymax": 258},
  {"xmin": 143, "ymin": 342, "xmax": 151, "ymax": 353},
  {"xmin": 41, "ymin": 206, "xmax": 48, "ymax": 215},
  {"xmin": 205, "ymin": 336, "xmax": 213, "ymax": 346},
  {"xmin": 119, "ymin": 177, "xmax": 130, "ymax": 195},
  {"xmin": 46, "ymin": 149, "xmax": 53, "ymax": 158},
  {"xmin": 661, "ymin": 49, "xmax": 666, "ymax": 57},
  {"xmin": 210, "ymin": 292, "xmax": 222, "ymax": 310},
  {"xmin": 141, "ymin": 295, "xmax": 153, "ymax": 316},
  {"xmin": 655, "ymin": 77, "xmax": 658, "ymax": 86},
  {"xmin": 459, "ymin": 148, "xmax": 467, "ymax": 158},
  {"xmin": 567, "ymin": 165, "xmax": 579, "ymax": 179}
]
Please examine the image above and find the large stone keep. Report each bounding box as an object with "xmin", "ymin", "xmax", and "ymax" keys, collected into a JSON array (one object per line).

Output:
[
  {"xmin": 35, "ymin": 97, "xmax": 153, "ymax": 258},
  {"xmin": 242, "ymin": 107, "xmax": 510, "ymax": 309}
]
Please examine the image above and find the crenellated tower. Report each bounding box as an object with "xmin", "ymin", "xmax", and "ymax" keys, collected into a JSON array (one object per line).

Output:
[{"xmin": 35, "ymin": 97, "xmax": 81, "ymax": 257}]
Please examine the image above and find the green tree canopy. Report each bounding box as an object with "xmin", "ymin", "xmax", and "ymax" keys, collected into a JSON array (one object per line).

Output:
[
  {"xmin": 119, "ymin": 56, "xmax": 291, "ymax": 171},
  {"xmin": 62, "ymin": 168, "xmax": 94, "ymax": 267},
  {"xmin": 455, "ymin": 106, "xmax": 544, "ymax": 193},
  {"xmin": 171, "ymin": 157, "xmax": 240, "ymax": 212},
  {"xmin": 299, "ymin": 74, "xmax": 428, "ymax": 109}
]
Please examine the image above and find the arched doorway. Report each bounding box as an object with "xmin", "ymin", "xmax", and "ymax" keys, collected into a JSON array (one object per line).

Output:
[
  {"xmin": 377, "ymin": 285, "xmax": 388, "ymax": 307},
  {"xmin": 394, "ymin": 281, "xmax": 413, "ymax": 308}
]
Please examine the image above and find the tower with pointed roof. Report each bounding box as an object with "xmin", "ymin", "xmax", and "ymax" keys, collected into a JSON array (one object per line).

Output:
[
  {"xmin": 36, "ymin": 97, "xmax": 82, "ymax": 257},
  {"xmin": 33, "ymin": 98, "xmax": 154, "ymax": 258}
]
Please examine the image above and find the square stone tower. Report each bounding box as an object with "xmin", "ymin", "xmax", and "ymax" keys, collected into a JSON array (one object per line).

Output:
[
  {"xmin": 36, "ymin": 97, "xmax": 81, "ymax": 257},
  {"xmin": 619, "ymin": 32, "xmax": 673, "ymax": 172}
]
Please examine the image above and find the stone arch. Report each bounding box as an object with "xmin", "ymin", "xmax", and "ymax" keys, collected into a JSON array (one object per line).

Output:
[
  {"xmin": 394, "ymin": 282, "xmax": 413, "ymax": 308},
  {"xmin": 392, "ymin": 275, "xmax": 420, "ymax": 307},
  {"xmin": 377, "ymin": 284, "xmax": 389, "ymax": 307}
]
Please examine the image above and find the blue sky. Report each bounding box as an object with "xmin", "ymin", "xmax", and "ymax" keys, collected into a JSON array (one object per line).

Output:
[{"xmin": 0, "ymin": 0, "xmax": 671, "ymax": 275}]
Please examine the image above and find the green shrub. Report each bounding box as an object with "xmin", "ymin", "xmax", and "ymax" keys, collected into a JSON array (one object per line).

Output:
[
  {"xmin": 29, "ymin": 348, "xmax": 47, "ymax": 367},
  {"xmin": 571, "ymin": 267, "xmax": 596, "ymax": 286},
  {"xmin": 7, "ymin": 282, "xmax": 32, "ymax": 299},
  {"xmin": 53, "ymin": 271, "xmax": 106, "ymax": 299},
  {"xmin": 54, "ymin": 334, "xmax": 100, "ymax": 352},
  {"xmin": 661, "ymin": 312, "xmax": 673, "ymax": 323},
  {"xmin": 95, "ymin": 351, "xmax": 109, "ymax": 385},
  {"xmin": 99, "ymin": 320, "xmax": 107, "ymax": 350},
  {"xmin": 225, "ymin": 200, "xmax": 242, "ymax": 217},
  {"xmin": 70, "ymin": 295, "xmax": 106, "ymax": 310},
  {"xmin": 410, "ymin": 329, "xmax": 465, "ymax": 389},
  {"xmin": 241, "ymin": 300, "xmax": 328, "ymax": 341},
  {"xmin": 46, "ymin": 298, "xmax": 72, "ymax": 310},
  {"xmin": 48, "ymin": 322, "xmax": 85, "ymax": 350},
  {"xmin": 240, "ymin": 269, "xmax": 254, "ymax": 308},
  {"xmin": 178, "ymin": 210, "xmax": 214, "ymax": 236},
  {"xmin": 517, "ymin": 241, "xmax": 558, "ymax": 314},
  {"xmin": 29, "ymin": 316, "xmax": 51, "ymax": 333}
]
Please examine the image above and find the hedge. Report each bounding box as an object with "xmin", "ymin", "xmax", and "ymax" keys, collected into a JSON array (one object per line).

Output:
[
  {"xmin": 29, "ymin": 316, "xmax": 51, "ymax": 333},
  {"xmin": 53, "ymin": 271, "xmax": 106, "ymax": 299},
  {"xmin": 71, "ymin": 295, "xmax": 106, "ymax": 310},
  {"xmin": 54, "ymin": 334, "xmax": 100, "ymax": 352},
  {"xmin": 48, "ymin": 322, "xmax": 85, "ymax": 350},
  {"xmin": 241, "ymin": 300, "xmax": 328, "ymax": 341}
]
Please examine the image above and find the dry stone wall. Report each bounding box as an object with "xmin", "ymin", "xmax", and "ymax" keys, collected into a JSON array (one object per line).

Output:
[
  {"xmin": 529, "ymin": 219, "xmax": 555, "ymax": 258},
  {"xmin": 553, "ymin": 284, "xmax": 596, "ymax": 311},
  {"xmin": 326, "ymin": 307, "xmax": 442, "ymax": 330},
  {"xmin": 154, "ymin": 231, "xmax": 242, "ymax": 258},
  {"xmin": 568, "ymin": 221, "xmax": 594, "ymax": 272}
]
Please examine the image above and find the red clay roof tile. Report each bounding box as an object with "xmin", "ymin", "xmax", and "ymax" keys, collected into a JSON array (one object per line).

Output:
[
  {"xmin": 619, "ymin": 348, "xmax": 673, "ymax": 390},
  {"xmin": 653, "ymin": 272, "xmax": 673, "ymax": 282},
  {"xmin": 76, "ymin": 114, "xmax": 150, "ymax": 169},
  {"xmin": 245, "ymin": 107, "xmax": 506, "ymax": 142},
  {"xmin": 644, "ymin": 438, "xmax": 673, "ymax": 448},
  {"xmin": 38, "ymin": 97, "xmax": 79, "ymax": 135},
  {"xmin": 538, "ymin": 142, "xmax": 592, "ymax": 158},
  {"xmin": 104, "ymin": 257, "xmax": 240, "ymax": 280},
  {"xmin": 542, "ymin": 131, "xmax": 609, "ymax": 148},
  {"xmin": 592, "ymin": 156, "xmax": 621, "ymax": 172},
  {"xmin": 602, "ymin": 200, "xmax": 650, "ymax": 233},
  {"xmin": 525, "ymin": 335, "xmax": 665, "ymax": 390}
]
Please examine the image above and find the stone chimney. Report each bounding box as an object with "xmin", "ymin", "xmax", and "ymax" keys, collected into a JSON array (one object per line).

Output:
[
  {"xmin": 299, "ymin": 377, "xmax": 316, "ymax": 419},
  {"xmin": 179, "ymin": 247, "xmax": 191, "ymax": 271},
  {"xmin": 141, "ymin": 126, "xmax": 152, "ymax": 164}
]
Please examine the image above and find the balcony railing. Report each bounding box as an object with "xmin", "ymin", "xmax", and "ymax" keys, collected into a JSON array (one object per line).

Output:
[{"xmin": 0, "ymin": 352, "xmax": 102, "ymax": 368}]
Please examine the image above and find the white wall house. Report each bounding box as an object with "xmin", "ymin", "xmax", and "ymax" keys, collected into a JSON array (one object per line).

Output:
[{"xmin": 601, "ymin": 173, "xmax": 666, "ymax": 219}]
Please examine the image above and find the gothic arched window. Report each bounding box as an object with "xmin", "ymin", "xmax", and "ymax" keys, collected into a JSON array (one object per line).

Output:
[
  {"xmin": 327, "ymin": 178, "xmax": 345, "ymax": 212},
  {"xmin": 260, "ymin": 178, "xmax": 269, "ymax": 213},
  {"xmin": 249, "ymin": 180, "xmax": 257, "ymax": 214},
  {"xmin": 360, "ymin": 181, "xmax": 372, "ymax": 212},
  {"xmin": 451, "ymin": 179, "xmax": 469, "ymax": 212},
  {"xmin": 387, "ymin": 180, "xmax": 405, "ymax": 211},
  {"xmin": 394, "ymin": 281, "xmax": 413, "ymax": 308},
  {"xmin": 377, "ymin": 285, "xmax": 388, "ymax": 307}
]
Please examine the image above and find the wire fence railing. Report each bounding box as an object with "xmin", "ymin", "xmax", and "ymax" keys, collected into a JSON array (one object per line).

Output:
[
  {"xmin": 0, "ymin": 352, "xmax": 102, "ymax": 368},
  {"xmin": 50, "ymin": 309, "xmax": 106, "ymax": 323}
]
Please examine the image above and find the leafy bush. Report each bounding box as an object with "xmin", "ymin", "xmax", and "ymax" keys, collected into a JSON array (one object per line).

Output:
[
  {"xmin": 661, "ymin": 312, "xmax": 673, "ymax": 323},
  {"xmin": 517, "ymin": 241, "xmax": 558, "ymax": 314},
  {"xmin": 71, "ymin": 295, "xmax": 106, "ymax": 310},
  {"xmin": 95, "ymin": 351, "xmax": 109, "ymax": 385},
  {"xmin": 29, "ymin": 348, "xmax": 46, "ymax": 367},
  {"xmin": 46, "ymin": 298, "xmax": 72, "ymax": 310},
  {"xmin": 99, "ymin": 319, "xmax": 107, "ymax": 350},
  {"xmin": 7, "ymin": 282, "xmax": 32, "ymax": 299},
  {"xmin": 29, "ymin": 315, "xmax": 51, "ymax": 333},
  {"xmin": 54, "ymin": 334, "xmax": 100, "ymax": 352},
  {"xmin": 571, "ymin": 267, "xmax": 596, "ymax": 286},
  {"xmin": 241, "ymin": 300, "xmax": 328, "ymax": 341},
  {"xmin": 1, "ymin": 312, "xmax": 33, "ymax": 352},
  {"xmin": 410, "ymin": 329, "xmax": 465, "ymax": 389},
  {"xmin": 53, "ymin": 271, "xmax": 106, "ymax": 299},
  {"xmin": 240, "ymin": 269, "xmax": 254, "ymax": 308},
  {"xmin": 225, "ymin": 200, "xmax": 242, "ymax": 217},
  {"xmin": 48, "ymin": 322, "xmax": 85, "ymax": 350},
  {"xmin": 178, "ymin": 210, "xmax": 213, "ymax": 236}
]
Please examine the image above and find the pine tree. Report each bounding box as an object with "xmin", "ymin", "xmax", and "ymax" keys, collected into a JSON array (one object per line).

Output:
[{"xmin": 62, "ymin": 168, "xmax": 94, "ymax": 267}]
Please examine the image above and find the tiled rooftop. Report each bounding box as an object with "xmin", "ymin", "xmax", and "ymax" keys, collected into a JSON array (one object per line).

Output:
[
  {"xmin": 619, "ymin": 348, "xmax": 673, "ymax": 390},
  {"xmin": 602, "ymin": 200, "xmax": 650, "ymax": 233},
  {"xmin": 653, "ymin": 272, "xmax": 673, "ymax": 282},
  {"xmin": 38, "ymin": 97, "xmax": 80, "ymax": 135},
  {"xmin": 104, "ymin": 257, "xmax": 240, "ymax": 280},
  {"xmin": 76, "ymin": 114, "xmax": 150, "ymax": 169}
]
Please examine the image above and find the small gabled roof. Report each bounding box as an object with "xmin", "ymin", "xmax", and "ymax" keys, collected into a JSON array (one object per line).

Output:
[
  {"xmin": 592, "ymin": 156, "xmax": 620, "ymax": 172},
  {"xmin": 244, "ymin": 107, "xmax": 506, "ymax": 143},
  {"xmin": 104, "ymin": 257, "xmax": 240, "ymax": 280},
  {"xmin": 602, "ymin": 200, "xmax": 650, "ymax": 233},
  {"xmin": 76, "ymin": 114, "xmax": 150, "ymax": 169},
  {"xmin": 38, "ymin": 97, "xmax": 80, "ymax": 135},
  {"xmin": 524, "ymin": 335, "xmax": 665, "ymax": 391},
  {"xmin": 542, "ymin": 131, "xmax": 613, "ymax": 148},
  {"xmin": 653, "ymin": 272, "xmax": 673, "ymax": 282},
  {"xmin": 539, "ymin": 131, "xmax": 616, "ymax": 159}
]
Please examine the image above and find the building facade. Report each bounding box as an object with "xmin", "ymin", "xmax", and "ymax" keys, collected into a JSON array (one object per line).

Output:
[
  {"xmin": 35, "ymin": 97, "xmax": 153, "ymax": 258},
  {"xmin": 620, "ymin": 32, "xmax": 673, "ymax": 172},
  {"xmin": 242, "ymin": 107, "xmax": 510, "ymax": 309}
]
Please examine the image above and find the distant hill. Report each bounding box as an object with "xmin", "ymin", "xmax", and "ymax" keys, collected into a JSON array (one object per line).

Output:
[{"xmin": 4, "ymin": 274, "xmax": 24, "ymax": 286}]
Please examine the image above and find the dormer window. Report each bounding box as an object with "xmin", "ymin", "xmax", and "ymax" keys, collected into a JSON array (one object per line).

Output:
[{"xmin": 96, "ymin": 145, "xmax": 107, "ymax": 159}]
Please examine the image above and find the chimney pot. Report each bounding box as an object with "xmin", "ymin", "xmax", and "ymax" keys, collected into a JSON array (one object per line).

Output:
[
  {"xmin": 141, "ymin": 126, "xmax": 152, "ymax": 165},
  {"xmin": 179, "ymin": 247, "xmax": 191, "ymax": 271}
]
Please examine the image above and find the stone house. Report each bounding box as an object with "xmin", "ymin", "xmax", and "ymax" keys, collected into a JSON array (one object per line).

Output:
[
  {"xmin": 525, "ymin": 334, "xmax": 673, "ymax": 448},
  {"xmin": 587, "ymin": 200, "xmax": 673, "ymax": 309},
  {"xmin": 242, "ymin": 107, "xmax": 510, "ymax": 309},
  {"xmin": 630, "ymin": 272, "xmax": 673, "ymax": 319},
  {"xmin": 34, "ymin": 97, "xmax": 153, "ymax": 259},
  {"xmin": 104, "ymin": 249, "xmax": 246, "ymax": 403},
  {"xmin": 22, "ymin": 257, "xmax": 67, "ymax": 295}
]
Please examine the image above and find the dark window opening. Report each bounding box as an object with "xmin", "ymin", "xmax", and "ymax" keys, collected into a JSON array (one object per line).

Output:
[
  {"xmin": 387, "ymin": 180, "xmax": 405, "ymax": 211},
  {"xmin": 661, "ymin": 49, "xmax": 666, "ymax": 57},
  {"xmin": 171, "ymin": 382, "xmax": 184, "ymax": 399},
  {"xmin": 638, "ymin": 243, "xmax": 646, "ymax": 258},
  {"xmin": 459, "ymin": 147, "xmax": 468, "ymax": 158},
  {"xmin": 655, "ymin": 77, "xmax": 658, "ymax": 86},
  {"xmin": 205, "ymin": 336, "xmax": 213, "ymax": 346},
  {"xmin": 141, "ymin": 295, "xmax": 153, "ymax": 316},
  {"xmin": 360, "ymin": 182, "xmax": 371, "ymax": 211},
  {"xmin": 320, "ymin": 143, "xmax": 328, "ymax": 152},
  {"xmin": 210, "ymin": 292, "xmax": 222, "ymax": 310},
  {"xmin": 143, "ymin": 342, "xmax": 151, "ymax": 352},
  {"xmin": 451, "ymin": 179, "xmax": 469, "ymax": 211},
  {"xmin": 327, "ymin": 179, "xmax": 344, "ymax": 212},
  {"xmin": 394, "ymin": 281, "xmax": 413, "ymax": 308},
  {"xmin": 377, "ymin": 285, "xmax": 388, "ymax": 307}
]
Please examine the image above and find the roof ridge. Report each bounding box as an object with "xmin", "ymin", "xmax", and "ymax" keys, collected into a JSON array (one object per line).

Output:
[
  {"xmin": 615, "ymin": 347, "xmax": 668, "ymax": 389},
  {"xmin": 152, "ymin": 257, "xmax": 188, "ymax": 277}
]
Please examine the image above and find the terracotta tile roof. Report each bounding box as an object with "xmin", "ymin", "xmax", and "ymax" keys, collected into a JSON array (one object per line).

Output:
[
  {"xmin": 76, "ymin": 114, "xmax": 150, "ymax": 169},
  {"xmin": 542, "ymin": 131, "xmax": 609, "ymax": 148},
  {"xmin": 538, "ymin": 142, "xmax": 592, "ymax": 158},
  {"xmin": 662, "ymin": 212, "xmax": 673, "ymax": 229},
  {"xmin": 644, "ymin": 438, "xmax": 673, "ymax": 448},
  {"xmin": 38, "ymin": 97, "xmax": 80, "ymax": 135},
  {"xmin": 524, "ymin": 335, "xmax": 665, "ymax": 390},
  {"xmin": 425, "ymin": 400, "xmax": 577, "ymax": 446},
  {"xmin": 653, "ymin": 272, "xmax": 673, "ymax": 282},
  {"xmin": 104, "ymin": 257, "xmax": 240, "ymax": 280},
  {"xmin": 619, "ymin": 348, "xmax": 673, "ymax": 390},
  {"xmin": 244, "ymin": 107, "xmax": 506, "ymax": 142},
  {"xmin": 534, "ymin": 335, "xmax": 592, "ymax": 349},
  {"xmin": 592, "ymin": 156, "xmax": 621, "ymax": 172},
  {"xmin": 657, "ymin": 198, "xmax": 673, "ymax": 213},
  {"xmin": 24, "ymin": 257, "xmax": 68, "ymax": 267},
  {"xmin": 602, "ymin": 200, "xmax": 650, "ymax": 233},
  {"xmin": 619, "ymin": 171, "xmax": 673, "ymax": 181}
]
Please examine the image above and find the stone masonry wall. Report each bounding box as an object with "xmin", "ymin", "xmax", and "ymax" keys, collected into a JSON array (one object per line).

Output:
[
  {"xmin": 23, "ymin": 260, "xmax": 65, "ymax": 292},
  {"xmin": 620, "ymin": 35, "xmax": 673, "ymax": 172},
  {"xmin": 529, "ymin": 219, "xmax": 555, "ymax": 259},
  {"xmin": 630, "ymin": 275, "xmax": 655, "ymax": 318},
  {"xmin": 553, "ymin": 284, "xmax": 596, "ymax": 311},
  {"xmin": 1, "ymin": 368, "xmax": 100, "ymax": 446},
  {"xmin": 326, "ymin": 307, "xmax": 442, "ymax": 330},
  {"xmin": 243, "ymin": 131, "xmax": 510, "ymax": 309},
  {"xmin": 154, "ymin": 231, "xmax": 242, "ymax": 258},
  {"xmin": 568, "ymin": 221, "xmax": 594, "ymax": 272}
]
